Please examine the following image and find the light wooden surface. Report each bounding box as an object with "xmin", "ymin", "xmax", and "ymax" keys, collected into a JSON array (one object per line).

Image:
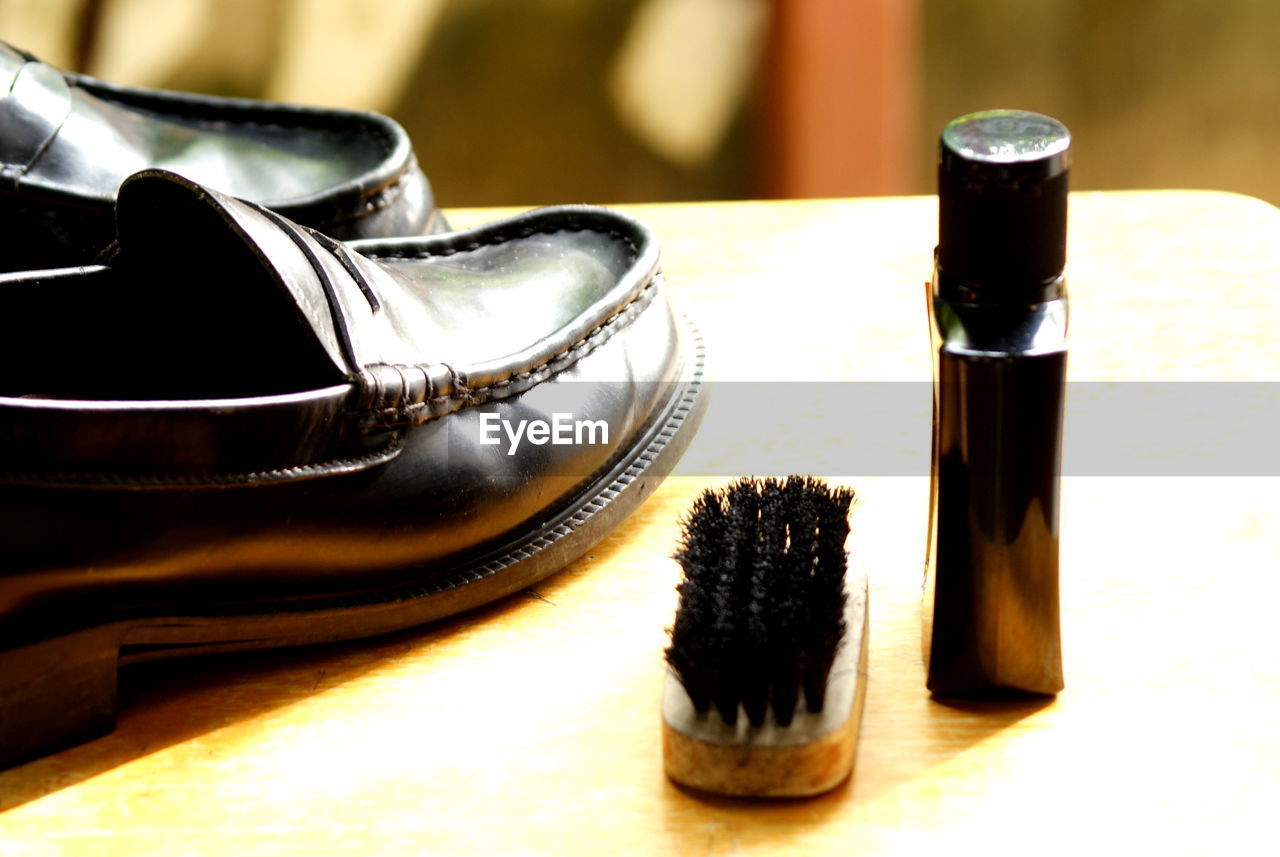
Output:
[{"xmin": 3, "ymin": 192, "xmax": 1279, "ymax": 855}]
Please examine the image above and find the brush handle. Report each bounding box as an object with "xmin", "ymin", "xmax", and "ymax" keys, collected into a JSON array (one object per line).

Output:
[{"xmin": 662, "ymin": 566, "xmax": 869, "ymax": 798}]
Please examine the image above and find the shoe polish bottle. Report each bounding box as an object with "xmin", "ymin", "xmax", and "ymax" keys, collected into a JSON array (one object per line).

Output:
[{"xmin": 923, "ymin": 110, "xmax": 1070, "ymax": 696}]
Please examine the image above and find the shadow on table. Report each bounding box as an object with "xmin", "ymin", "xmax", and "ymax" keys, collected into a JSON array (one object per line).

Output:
[
  {"xmin": 0, "ymin": 573, "xmax": 572, "ymax": 814},
  {"xmin": 658, "ymin": 693, "xmax": 1053, "ymax": 850}
]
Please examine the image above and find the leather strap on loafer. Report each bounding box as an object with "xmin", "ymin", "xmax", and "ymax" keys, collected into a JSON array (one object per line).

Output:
[{"xmin": 0, "ymin": 169, "xmax": 670, "ymax": 486}]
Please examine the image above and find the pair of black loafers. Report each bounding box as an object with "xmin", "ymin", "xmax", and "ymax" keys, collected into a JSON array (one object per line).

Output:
[{"xmin": 0, "ymin": 43, "xmax": 706, "ymax": 768}]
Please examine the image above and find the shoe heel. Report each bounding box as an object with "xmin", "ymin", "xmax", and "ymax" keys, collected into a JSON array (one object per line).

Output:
[{"xmin": 0, "ymin": 624, "xmax": 123, "ymax": 769}]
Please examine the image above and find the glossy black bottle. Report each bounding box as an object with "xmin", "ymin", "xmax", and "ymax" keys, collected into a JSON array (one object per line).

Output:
[{"xmin": 923, "ymin": 110, "xmax": 1069, "ymax": 696}]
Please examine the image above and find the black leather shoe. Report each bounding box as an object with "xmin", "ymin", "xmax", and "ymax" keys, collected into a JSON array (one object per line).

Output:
[
  {"xmin": 0, "ymin": 169, "xmax": 705, "ymax": 768},
  {"xmin": 0, "ymin": 42, "xmax": 444, "ymax": 271}
]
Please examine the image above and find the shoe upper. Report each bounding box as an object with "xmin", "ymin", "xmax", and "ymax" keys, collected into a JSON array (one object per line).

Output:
[
  {"xmin": 0, "ymin": 43, "xmax": 439, "ymax": 269},
  {"xmin": 0, "ymin": 171, "xmax": 690, "ymax": 639}
]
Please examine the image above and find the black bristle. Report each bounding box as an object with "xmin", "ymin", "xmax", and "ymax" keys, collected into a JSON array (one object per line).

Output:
[
  {"xmin": 665, "ymin": 476, "xmax": 854, "ymax": 727},
  {"xmin": 666, "ymin": 490, "xmax": 728, "ymax": 713},
  {"xmin": 716, "ymin": 480, "xmax": 763, "ymax": 725},
  {"xmin": 804, "ymin": 483, "xmax": 852, "ymax": 712},
  {"xmin": 763, "ymin": 479, "xmax": 805, "ymax": 727},
  {"xmin": 742, "ymin": 479, "xmax": 783, "ymax": 727}
]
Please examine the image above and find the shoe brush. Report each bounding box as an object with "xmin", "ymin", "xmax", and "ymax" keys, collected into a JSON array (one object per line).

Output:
[{"xmin": 662, "ymin": 477, "xmax": 868, "ymax": 797}]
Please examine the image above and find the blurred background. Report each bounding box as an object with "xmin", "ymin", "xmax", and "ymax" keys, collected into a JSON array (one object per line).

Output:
[{"xmin": 4, "ymin": 0, "xmax": 1279, "ymax": 208}]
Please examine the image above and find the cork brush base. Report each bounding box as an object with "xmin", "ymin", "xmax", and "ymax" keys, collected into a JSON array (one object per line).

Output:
[{"xmin": 662, "ymin": 567, "xmax": 869, "ymax": 798}]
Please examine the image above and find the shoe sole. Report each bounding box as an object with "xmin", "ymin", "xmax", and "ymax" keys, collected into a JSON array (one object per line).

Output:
[{"xmin": 0, "ymin": 321, "xmax": 707, "ymax": 769}]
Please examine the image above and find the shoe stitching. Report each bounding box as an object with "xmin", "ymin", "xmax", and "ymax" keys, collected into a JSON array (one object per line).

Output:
[
  {"xmin": 304, "ymin": 166, "xmax": 414, "ymax": 227},
  {"xmin": 360, "ymin": 276, "xmax": 657, "ymax": 430},
  {"xmin": 360, "ymin": 222, "xmax": 640, "ymax": 264},
  {"xmin": 108, "ymin": 94, "xmax": 410, "ymax": 225},
  {"xmin": 50, "ymin": 52, "xmax": 404, "ymax": 165},
  {"xmin": 73, "ymin": 77, "xmax": 398, "ymax": 160},
  {"xmin": 357, "ymin": 219, "xmax": 644, "ymax": 421},
  {"xmin": 7, "ymin": 51, "xmax": 426, "ymax": 229}
]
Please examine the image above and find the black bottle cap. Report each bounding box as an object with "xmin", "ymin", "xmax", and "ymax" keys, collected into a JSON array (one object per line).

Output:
[{"xmin": 937, "ymin": 110, "xmax": 1070, "ymax": 299}]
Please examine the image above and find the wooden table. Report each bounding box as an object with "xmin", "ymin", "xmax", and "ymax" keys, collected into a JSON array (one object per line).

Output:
[{"xmin": 3, "ymin": 193, "xmax": 1278, "ymax": 855}]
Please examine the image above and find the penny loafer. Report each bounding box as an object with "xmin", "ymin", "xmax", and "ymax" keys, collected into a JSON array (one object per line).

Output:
[
  {"xmin": 0, "ymin": 169, "xmax": 706, "ymax": 768},
  {"xmin": 0, "ymin": 42, "xmax": 445, "ymax": 271}
]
